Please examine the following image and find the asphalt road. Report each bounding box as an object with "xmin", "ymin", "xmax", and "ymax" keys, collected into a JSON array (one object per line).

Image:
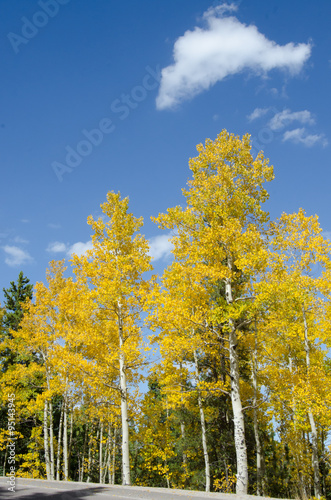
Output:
[{"xmin": 0, "ymin": 477, "xmax": 272, "ymax": 500}]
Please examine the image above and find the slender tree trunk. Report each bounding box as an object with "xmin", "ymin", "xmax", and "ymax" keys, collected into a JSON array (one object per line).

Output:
[
  {"xmin": 86, "ymin": 423, "xmax": 94, "ymax": 483},
  {"xmin": 49, "ymin": 399, "xmax": 55, "ymax": 480},
  {"xmin": 118, "ymin": 302, "xmax": 131, "ymax": 486},
  {"xmin": 56, "ymin": 400, "xmax": 64, "ymax": 480},
  {"xmin": 80, "ymin": 423, "xmax": 88, "ymax": 482},
  {"xmin": 303, "ymin": 306, "xmax": 321, "ymax": 499},
  {"xmin": 43, "ymin": 399, "xmax": 51, "ymax": 480},
  {"xmin": 103, "ymin": 424, "xmax": 111, "ymax": 484},
  {"xmin": 3, "ymin": 441, "xmax": 7, "ymax": 476},
  {"xmin": 225, "ymin": 258, "xmax": 248, "ymax": 495},
  {"xmin": 111, "ymin": 428, "xmax": 117, "ymax": 485},
  {"xmin": 99, "ymin": 420, "xmax": 104, "ymax": 484},
  {"xmin": 68, "ymin": 407, "xmax": 73, "ymax": 475},
  {"xmin": 251, "ymin": 325, "xmax": 263, "ymax": 495},
  {"xmin": 289, "ymin": 356, "xmax": 308, "ymax": 499},
  {"xmin": 164, "ymin": 401, "xmax": 171, "ymax": 489},
  {"xmin": 63, "ymin": 395, "xmax": 68, "ymax": 481},
  {"xmin": 44, "ymin": 367, "xmax": 54, "ymax": 480},
  {"xmin": 179, "ymin": 362, "xmax": 187, "ymax": 468},
  {"xmin": 193, "ymin": 349, "xmax": 210, "ymax": 492}
]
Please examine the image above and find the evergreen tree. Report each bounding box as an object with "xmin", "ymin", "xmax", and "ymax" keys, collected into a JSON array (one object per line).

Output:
[{"xmin": 1, "ymin": 271, "xmax": 33, "ymax": 371}]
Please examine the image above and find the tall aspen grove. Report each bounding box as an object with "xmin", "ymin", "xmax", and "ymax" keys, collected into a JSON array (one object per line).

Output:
[{"xmin": 1, "ymin": 131, "xmax": 331, "ymax": 498}]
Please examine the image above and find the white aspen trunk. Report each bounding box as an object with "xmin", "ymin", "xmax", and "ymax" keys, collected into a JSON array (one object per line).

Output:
[
  {"xmin": 48, "ymin": 400, "xmax": 55, "ymax": 480},
  {"xmin": 225, "ymin": 256, "xmax": 248, "ymax": 495},
  {"xmin": 289, "ymin": 356, "xmax": 307, "ymax": 498},
  {"xmin": 99, "ymin": 420, "xmax": 104, "ymax": 484},
  {"xmin": 44, "ymin": 366, "xmax": 54, "ymax": 480},
  {"xmin": 251, "ymin": 326, "xmax": 262, "ymax": 496},
  {"xmin": 68, "ymin": 407, "xmax": 73, "ymax": 474},
  {"xmin": 89, "ymin": 427, "xmax": 99, "ymax": 481},
  {"xmin": 193, "ymin": 349, "xmax": 210, "ymax": 492},
  {"xmin": 165, "ymin": 401, "xmax": 171, "ymax": 489},
  {"xmin": 112, "ymin": 428, "xmax": 117, "ymax": 485},
  {"xmin": 80, "ymin": 423, "xmax": 88, "ymax": 482},
  {"xmin": 118, "ymin": 302, "xmax": 131, "ymax": 486},
  {"xmin": 179, "ymin": 362, "xmax": 187, "ymax": 468},
  {"xmin": 86, "ymin": 424, "xmax": 93, "ymax": 483},
  {"xmin": 303, "ymin": 306, "xmax": 321, "ymax": 499},
  {"xmin": 103, "ymin": 424, "xmax": 111, "ymax": 484},
  {"xmin": 43, "ymin": 399, "xmax": 51, "ymax": 480},
  {"xmin": 56, "ymin": 400, "xmax": 64, "ymax": 480},
  {"xmin": 63, "ymin": 395, "xmax": 68, "ymax": 481}
]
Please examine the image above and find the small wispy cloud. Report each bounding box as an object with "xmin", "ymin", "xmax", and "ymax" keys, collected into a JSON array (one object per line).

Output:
[
  {"xmin": 46, "ymin": 240, "xmax": 93, "ymax": 257},
  {"xmin": 247, "ymin": 107, "xmax": 270, "ymax": 121},
  {"xmin": 269, "ymin": 109, "xmax": 315, "ymax": 131},
  {"xmin": 48, "ymin": 223, "xmax": 61, "ymax": 229},
  {"xmin": 3, "ymin": 245, "xmax": 33, "ymax": 267},
  {"xmin": 282, "ymin": 128, "xmax": 328, "ymax": 147},
  {"xmin": 13, "ymin": 236, "xmax": 29, "ymax": 244},
  {"xmin": 156, "ymin": 4, "xmax": 311, "ymax": 110},
  {"xmin": 46, "ymin": 241, "xmax": 67, "ymax": 253},
  {"xmin": 67, "ymin": 241, "xmax": 93, "ymax": 257},
  {"xmin": 148, "ymin": 234, "xmax": 173, "ymax": 261}
]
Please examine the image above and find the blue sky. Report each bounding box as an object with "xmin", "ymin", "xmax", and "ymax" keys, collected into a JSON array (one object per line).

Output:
[{"xmin": 1, "ymin": 0, "xmax": 331, "ymax": 297}]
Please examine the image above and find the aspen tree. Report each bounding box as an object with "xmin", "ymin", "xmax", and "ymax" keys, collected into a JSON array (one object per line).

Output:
[
  {"xmin": 256, "ymin": 209, "xmax": 331, "ymax": 497},
  {"xmin": 71, "ymin": 191, "xmax": 152, "ymax": 486},
  {"xmin": 8, "ymin": 260, "xmax": 87, "ymax": 480},
  {"xmin": 147, "ymin": 259, "xmax": 227, "ymax": 491},
  {"xmin": 153, "ymin": 130, "xmax": 273, "ymax": 494}
]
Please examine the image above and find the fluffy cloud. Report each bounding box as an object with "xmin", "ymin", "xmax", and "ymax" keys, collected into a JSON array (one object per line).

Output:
[
  {"xmin": 269, "ymin": 109, "xmax": 315, "ymax": 130},
  {"xmin": 282, "ymin": 128, "xmax": 328, "ymax": 147},
  {"xmin": 46, "ymin": 240, "xmax": 93, "ymax": 257},
  {"xmin": 3, "ymin": 245, "xmax": 33, "ymax": 267},
  {"xmin": 67, "ymin": 241, "xmax": 93, "ymax": 257},
  {"xmin": 148, "ymin": 234, "xmax": 173, "ymax": 261},
  {"xmin": 247, "ymin": 107, "xmax": 270, "ymax": 121},
  {"xmin": 156, "ymin": 4, "xmax": 311, "ymax": 110},
  {"xmin": 47, "ymin": 241, "xmax": 67, "ymax": 253}
]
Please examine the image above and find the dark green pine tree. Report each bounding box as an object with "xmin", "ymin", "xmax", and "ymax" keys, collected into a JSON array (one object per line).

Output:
[{"xmin": 1, "ymin": 271, "xmax": 33, "ymax": 371}]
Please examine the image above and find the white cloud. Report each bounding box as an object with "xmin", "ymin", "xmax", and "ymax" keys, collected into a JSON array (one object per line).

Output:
[
  {"xmin": 3, "ymin": 245, "xmax": 33, "ymax": 267},
  {"xmin": 156, "ymin": 4, "xmax": 311, "ymax": 110},
  {"xmin": 247, "ymin": 107, "xmax": 270, "ymax": 121},
  {"xmin": 269, "ymin": 109, "xmax": 315, "ymax": 130},
  {"xmin": 47, "ymin": 241, "xmax": 67, "ymax": 253},
  {"xmin": 282, "ymin": 128, "xmax": 328, "ymax": 147},
  {"xmin": 13, "ymin": 236, "xmax": 29, "ymax": 244},
  {"xmin": 48, "ymin": 223, "xmax": 61, "ymax": 229},
  {"xmin": 203, "ymin": 3, "xmax": 239, "ymax": 18},
  {"xmin": 46, "ymin": 240, "xmax": 94, "ymax": 257},
  {"xmin": 148, "ymin": 234, "xmax": 173, "ymax": 261},
  {"xmin": 67, "ymin": 241, "xmax": 93, "ymax": 257}
]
